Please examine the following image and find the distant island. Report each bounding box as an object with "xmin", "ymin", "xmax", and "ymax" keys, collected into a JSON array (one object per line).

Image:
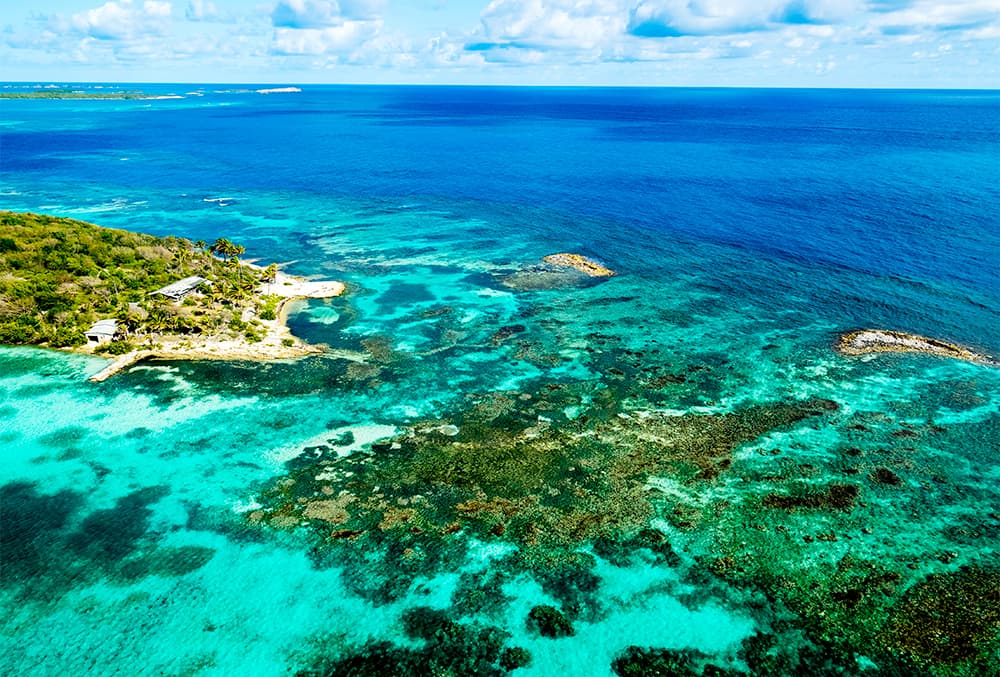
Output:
[
  {"xmin": 0, "ymin": 89, "xmax": 147, "ymax": 100},
  {"xmin": 0, "ymin": 87, "xmax": 302, "ymax": 100},
  {"xmin": 0, "ymin": 211, "xmax": 343, "ymax": 380}
]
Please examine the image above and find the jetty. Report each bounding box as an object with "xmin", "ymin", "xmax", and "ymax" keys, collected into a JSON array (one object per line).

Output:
[{"xmin": 89, "ymin": 351, "xmax": 149, "ymax": 382}]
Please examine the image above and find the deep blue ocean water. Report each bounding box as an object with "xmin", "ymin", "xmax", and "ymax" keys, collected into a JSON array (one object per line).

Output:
[{"xmin": 1, "ymin": 85, "xmax": 999, "ymax": 675}]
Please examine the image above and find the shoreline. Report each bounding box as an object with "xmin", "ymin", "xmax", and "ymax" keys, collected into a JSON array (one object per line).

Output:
[{"xmin": 85, "ymin": 269, "xmax": 345, "ymax": 382}]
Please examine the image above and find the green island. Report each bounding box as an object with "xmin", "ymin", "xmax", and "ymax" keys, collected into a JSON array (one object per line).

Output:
[
  {"xmin": 0, "ymin": 211, "xmax": 344, "ymax": 375},
  {"xmin": 0, "ymin": 88, "xmax": 148, "ymax": 100}
]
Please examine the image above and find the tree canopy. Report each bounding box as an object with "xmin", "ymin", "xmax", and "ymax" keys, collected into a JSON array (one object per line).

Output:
[{"xmin": 0, "ymin": 211, "xmax": 260, "ymax": 348}]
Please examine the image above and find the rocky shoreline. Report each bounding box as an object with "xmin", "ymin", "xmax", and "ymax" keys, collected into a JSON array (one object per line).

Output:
[
  {"xmin": 836, "ymin": 329, "xmax": 997, "ymax": 366},
  {"xmin": 86, "ymin": 271, "xmax": 345, "ymax": 382}
]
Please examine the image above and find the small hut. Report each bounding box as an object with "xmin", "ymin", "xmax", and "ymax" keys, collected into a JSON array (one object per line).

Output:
[{"xmin": 86, "ymin": 319, "xmax": 118, "ymax": 345}]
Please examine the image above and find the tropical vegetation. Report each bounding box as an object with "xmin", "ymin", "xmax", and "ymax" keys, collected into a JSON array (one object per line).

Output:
[{"xmin": 0, "ymin": 211, "xmax": 274, "ymax": 350}]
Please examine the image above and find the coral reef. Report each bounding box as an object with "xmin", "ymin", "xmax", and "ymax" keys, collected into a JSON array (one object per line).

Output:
[
  {"xmin": 526, "ymin": 605, "xmax": 575, "ymax": 638},
  {"xmin": 882, "ymin": 566, "xmax": 1000, "ymax": 669},
  {"xmin": 296, "ymin": 608, "xmax": 527, "ymax": 676}
]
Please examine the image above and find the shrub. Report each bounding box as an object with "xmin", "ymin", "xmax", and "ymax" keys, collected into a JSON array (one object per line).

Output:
[
  {"xmin": 97, "ymin": 340, "xmax": 134, "ymax": 355},
  {"xmin": 48, "ymin": 326, "xmax": 87, "ymax": 348}
]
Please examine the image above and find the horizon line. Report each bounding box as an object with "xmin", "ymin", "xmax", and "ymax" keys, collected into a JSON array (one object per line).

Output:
[{"xmin": 3, "ymin": 80, "xmax": 999, "ymax": 92}]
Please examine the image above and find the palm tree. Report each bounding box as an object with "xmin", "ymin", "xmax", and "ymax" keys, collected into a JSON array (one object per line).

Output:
[
  {"xmin": 262, "ymin": 263, "xmax": 278, "ymax": 285},
  {"xmin": 171, "ymin": 246, "xmax": 191, "ymax": 272},
  {"xmin": 230, "ymin": 244, "xmax": 246, "ymax": 285},
  {"xmin": 210, "ymin": 238, "xmax": 233, "ymax": 260}
]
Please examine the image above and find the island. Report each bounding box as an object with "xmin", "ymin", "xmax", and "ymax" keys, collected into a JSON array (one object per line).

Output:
[
  {"xmin": 0, "ymin": 211, "xmax": 344, "ymax": 380},
  {"xmin": 0, "ymin": 88, "xmax": 147, "ymax": 100},
  {"xmin": 836, "ymin": 329, "xmax": 997, "ymax": 366}
]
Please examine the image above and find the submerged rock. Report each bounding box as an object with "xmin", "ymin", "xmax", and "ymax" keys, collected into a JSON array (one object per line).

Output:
[
  {"xmin": 610, "ymin": 646, "xmax": 702, "ymax": 677},
  {"xmin": 762, "ymin": 483, "xmax": 859, "ymax": 511},
  {"xmin": 499, "ymin": 647, "xmax": 532, "ymax": 670},
  {"xmin": 526, "ymin": 605, "xmax": 575, "ymax": 638},
  {"xmin": 299, "ymin": 612, "xmax": 516, "ymax": 677},
  {"xmin": 869, "ymin": 467, "xmax": 902, "ymax": 486}
]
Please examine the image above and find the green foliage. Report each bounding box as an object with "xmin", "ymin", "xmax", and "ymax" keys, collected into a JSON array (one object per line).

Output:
[
  {"xmin": 0, "ymin": 318, "xmax": 43, "ymax": 344},
  {"xmin": 0, "ymin": 89, "xmax": 145, "ymax": 100},
  {"xmin": 0, "ymin": 211, "xmax": 259, "ymax": 348},
  {"xmin": 47, "ymin": 326, "xmax": 87, "ymax": 348},
  {"xmin": 96, "ymin": 340, "xmax": 134, "ymax": 355},
  {"xmin": 281, "ymin": 338, "xmax": 294, "ymax": 347}
]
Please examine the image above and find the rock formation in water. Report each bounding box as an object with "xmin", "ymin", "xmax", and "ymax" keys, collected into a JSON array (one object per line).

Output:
[{"xmin": 837, "ymin": 329, "xmax": 996, "ymax": 366}]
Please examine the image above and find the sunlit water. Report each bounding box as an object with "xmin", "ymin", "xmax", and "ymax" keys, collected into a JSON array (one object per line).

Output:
[{"xmin": 2, "ymin": 85, "xmax": 999, "ymax": 676}]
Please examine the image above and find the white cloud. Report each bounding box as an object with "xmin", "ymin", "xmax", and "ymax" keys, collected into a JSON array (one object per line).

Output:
[
  {"xmin": 627, "ymin": 0, "xmax": 863, "ymax": 37},
  {"xmin": 871, "ymin": 0, "xmax": 1000, "ymax": 34},
  {"xmin": 270, "ymin": 0, "xmax": 385, "ymax": 27},
  {"xmin": 272, "ymin": 19, "xmax": 382, "ymax": 55},
  {"xmin": 2, "ymin": 0, "xmax": 998, "ymax": 84},
  {"xmin": 185, "ymin": 0, "xmax": 218, "ymax": 21},
  {"xmin": 268, "ymin": 0, "xmax": 387, "ymax": 58},
  {"xmin": 272, "ymin": 0, "xmax": 340, "ymax": 28},
  {"xmin": 474, "ymin": 0, "xmax": 626, "ymax": 49},
  {"xmin": 71, "ymin": 0, "xmax": 172, "ymax": 41}
]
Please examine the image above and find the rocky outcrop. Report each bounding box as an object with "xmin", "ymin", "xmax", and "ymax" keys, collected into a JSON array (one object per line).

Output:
[
  {"xmin": 541, "ymin": 253, "xmax": 615, "ymax": 277},
  {"xmin": 498, "ymin": 253, "xmax": 616, "ymax": 291},
  {"xmin": 836, "ymin": 329, "xmax": 997, "ymax": 366}
]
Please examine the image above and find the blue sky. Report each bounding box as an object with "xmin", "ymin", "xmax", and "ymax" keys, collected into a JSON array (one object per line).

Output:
[{"xmin": 2, "ymin": 1, "xmax": 998, "ymax": 86}]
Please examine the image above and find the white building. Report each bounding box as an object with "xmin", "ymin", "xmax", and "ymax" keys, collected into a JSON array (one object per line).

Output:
[{"xmin": 85, "ymin": 319, "xmax": 118, "ymax": 344}]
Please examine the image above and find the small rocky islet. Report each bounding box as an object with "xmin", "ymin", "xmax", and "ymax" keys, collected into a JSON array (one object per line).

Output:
[
  {"xmin": 498, "ymin": 253, "xmax": 616, "ymax": 291},
  {"xmin": 837, "ymin": 329, "xmax": 998, "ymax": 366}
]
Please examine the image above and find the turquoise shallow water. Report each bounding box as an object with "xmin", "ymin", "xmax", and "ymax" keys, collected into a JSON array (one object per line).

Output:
[{"xmin": 2, "ymin": 86, "xmax": 1000, "ymax": 675}]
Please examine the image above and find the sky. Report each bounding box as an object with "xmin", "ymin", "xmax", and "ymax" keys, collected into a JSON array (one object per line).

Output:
[{"xmin": 1, "ymin": 0, "xmax": 998, "ymax": 87}]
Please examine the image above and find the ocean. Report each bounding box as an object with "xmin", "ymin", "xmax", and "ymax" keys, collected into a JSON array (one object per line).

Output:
[{"xmin": 1, "ymin": 85, "xmax": 999, "ymax": 676}]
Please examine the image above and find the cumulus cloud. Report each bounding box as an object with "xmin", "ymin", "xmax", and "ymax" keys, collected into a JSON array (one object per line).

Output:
[
  {"xmin": 271, "ymin": 0, "xmax": 384, "ymax": 28},
  {"xmin": 272, "ymin": 0, "xmax": 340, "ymax": 28},
  {"xmin": 185, "ymin": 0, "xmax": 218, "ymax": 21},
  {"xmin": 269, "ymin": 0, "xmax": 387, "ymax": 56},
  {"xmin": 627, "ymin": 0, "xmax": 861, "ymax": 38},
  {"xmin": 870, "ymin": 0, "xmax": 1000, "ymax": 35},
  {"xmin": 71, "ymin": 0, "xmax": 172, "ymax": 40},
  {"xmin": 3, "ymin": 0, "xmax": 997, "ymax": 83},
  {"xmin": 271, "ymin": 20, "xmax": 381, "ymax": 55},
  {"xmin": 469, "ymin": 0, "xmax": 626, "ymax": 53}
]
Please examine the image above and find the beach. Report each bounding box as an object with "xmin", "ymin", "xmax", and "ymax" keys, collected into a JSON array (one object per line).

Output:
[{"xmin": 86, "ymin": 268, "xmax": 346, "ymax": 381}]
